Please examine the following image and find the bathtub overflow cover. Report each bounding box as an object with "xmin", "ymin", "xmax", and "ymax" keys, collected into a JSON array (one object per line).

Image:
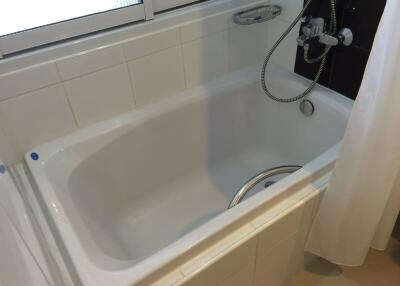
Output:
[{"xmin": 299, "ymin": 99, "xmax": 315, "ymax": 117}]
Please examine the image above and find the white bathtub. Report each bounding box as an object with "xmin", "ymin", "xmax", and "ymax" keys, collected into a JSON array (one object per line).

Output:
[{"xmin": 26, "ymin": 66, "xmax": 352, "ymax": 285}]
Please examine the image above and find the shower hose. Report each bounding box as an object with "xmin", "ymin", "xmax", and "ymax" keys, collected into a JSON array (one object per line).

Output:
[{"xmin": 261, "ymin": 0, "xmax": 337, "ymax": 103}]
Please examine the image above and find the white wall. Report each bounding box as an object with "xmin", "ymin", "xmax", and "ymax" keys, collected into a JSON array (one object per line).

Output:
[
  {"xmin": 0, "ymin": 206, "xmax": 50, "ymax": 286},
  {"xmin": 0, "ymin": 166, "xmax": 51, "ymax": 286},
  {"xmin": 0, "ymin": 0, "xmax": 302, "ymax": 165}
]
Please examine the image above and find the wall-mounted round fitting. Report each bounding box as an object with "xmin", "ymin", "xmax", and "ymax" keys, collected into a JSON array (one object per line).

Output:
[{"xmin": 338, "ymin": 28, "xmax": 354, "ymax": 46}]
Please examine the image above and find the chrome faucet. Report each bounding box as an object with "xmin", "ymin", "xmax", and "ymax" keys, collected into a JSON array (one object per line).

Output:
[{"xmin": 297, "ymin": 17, "xmax": 353, "ymax": 47}]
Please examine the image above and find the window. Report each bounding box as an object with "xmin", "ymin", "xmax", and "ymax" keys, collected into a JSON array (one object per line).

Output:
[{"xmin": 0, "ymin": 0, "xmax": 202, "ymax": 57}]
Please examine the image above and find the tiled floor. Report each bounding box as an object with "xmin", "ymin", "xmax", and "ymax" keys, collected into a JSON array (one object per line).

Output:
[{"xmin": 287, "ymin": 239, "xmax": 400, "ymax": 286}]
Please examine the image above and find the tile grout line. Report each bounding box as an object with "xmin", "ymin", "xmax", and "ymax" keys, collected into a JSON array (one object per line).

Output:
[
  {"xmin": 177, "ymin": 226, "xmax": 258, "ymax": 283},
  {"xmin": 250, "ymin": 235, "xmax": 260, "ymax": 286},
  {"xmin": 57, "ymin": 60, "xmax": 125, "ymax": 83},
  {"xmin": 0, "ymin": 78, "xmax": 63, "ymax": 103},
  {"xmin": 124, "ymin": 32, "xmax": 181, "ymax": 62},
  {"xmin": 1, "ymin": 41, "xmax": 182, "ymax": 104},
  {"xmin": 178, "ymin": 43, "xmax": 189, "ymax": 90},
  {"xmin": 54, "ymin": 62, "xmax": 80, "ymax": 127},
  {"xmin": 1, "ymin": 17, "xmax": 247, "ymax": 104},
  {"xmin": 0, "ymin": 61, "xmax": 122, "ymax": 104},
  {"xmin": 181, "ymin": 26, "xmax": 231, "ymax": 45},
  {"xmin": 171, "ymin": 196, "xmax": 316, "ymax": 286},
  {"xmin": 121, "ymin": 46, "xmax": 138, "ymax": 108},
  {"xmin": 227, "ymin": 26, "xmax": 234, "ymax": 73}
]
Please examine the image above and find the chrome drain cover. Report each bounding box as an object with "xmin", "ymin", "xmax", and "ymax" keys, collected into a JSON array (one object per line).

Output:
[{"xmin": 300, "ymin": 99, "xmax": 315, "ymax": 117}]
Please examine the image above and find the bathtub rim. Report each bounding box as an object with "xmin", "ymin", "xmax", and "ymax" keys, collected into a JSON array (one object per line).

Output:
[
  {"xmin": 24, "ymin": 68, "xmax": 353, "ymax": 285},
  {"xmin": 24, "ymin": 65, "xmax": 353, "ymax": 165}
]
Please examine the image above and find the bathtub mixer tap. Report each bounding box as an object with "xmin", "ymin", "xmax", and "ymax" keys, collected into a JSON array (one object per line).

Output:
[
  {"xmin": 296, "ymin": 17, "xmax": 353, "ymax": 48},
  {"xmin": 259, "ymin": 0, "xmax": 355, "ymax": 104}
]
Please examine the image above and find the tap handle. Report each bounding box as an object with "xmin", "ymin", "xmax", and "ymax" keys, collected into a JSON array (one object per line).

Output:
[
  {"xmin": 301, "ymin": 15, "xmax": 313, "ymax": 23},
  {"xmin": 297, "ymin": 34, "xmax": 320, "ymax": 47},
  {"xmin": 305, "ymin": 36, "xmax": 321, "ymax": 45}
]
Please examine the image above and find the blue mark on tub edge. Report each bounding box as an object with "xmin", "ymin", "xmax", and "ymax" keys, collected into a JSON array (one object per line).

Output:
[
  {"xmin": 31, "ymin": 152, "xmax": 39, "ymax": 161},
  {"xmin": 0, "ymin": 165, "xmax": 5, "ymax": 174}
]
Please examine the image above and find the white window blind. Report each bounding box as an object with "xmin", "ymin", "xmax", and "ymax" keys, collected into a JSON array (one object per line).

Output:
[
  {"xmin": 0, "ymin": 0, "xmax": 206, "ymax": 56},
  {"xmin": 0, "ymin": 1, "xmax": 144, "ymax": 36}
]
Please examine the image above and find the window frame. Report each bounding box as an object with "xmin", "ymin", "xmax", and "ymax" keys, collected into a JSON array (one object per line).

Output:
[
  {"xmin": 0, "ymin": 0, "xmax": 205, "ymax": 57},
  {"xmin": 153, "ymin": 0, "xmax": 203, "ymax": 12},
  {"xmin": 0, "ymin": 1, "xmax": 154, "ymax": 57}
]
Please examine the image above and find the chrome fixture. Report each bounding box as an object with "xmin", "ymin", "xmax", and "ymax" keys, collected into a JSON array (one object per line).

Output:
[
  {"xmin": 297, "ymin": 17, "xmax": 353, "ymax": 47},
  {"xmin": 337, "ymin": 28, "xmax": 354, "ymax": 46},
  {"xmin": 228, "ymin": 165, "xmax": 302, "ymax": 209},
  {"xmin": 259, "ymin": 0, "xmax": 353, "ymax": 103},
  {"xmin": 300, "ymin": 99, "xmax": 315, "ymax": 117},
  {"xmin": 233, "ymin": 5, "xmax": 282, "ymax": 25}
]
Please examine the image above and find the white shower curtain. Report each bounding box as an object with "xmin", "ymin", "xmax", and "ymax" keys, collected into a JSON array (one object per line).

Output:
[{"xmin": 305, "ymin": 0, "xmax": 400, "ymax": 266}]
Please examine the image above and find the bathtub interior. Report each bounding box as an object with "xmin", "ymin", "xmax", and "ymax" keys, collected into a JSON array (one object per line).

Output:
[{"xmin": 40, "ymin": 68, "xmax": 350, "ymax": 269}]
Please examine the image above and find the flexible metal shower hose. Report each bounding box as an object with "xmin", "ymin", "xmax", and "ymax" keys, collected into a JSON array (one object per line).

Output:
[{"xmin": 261, "ymin": 0, "xmax": 337, "ymax": 103}]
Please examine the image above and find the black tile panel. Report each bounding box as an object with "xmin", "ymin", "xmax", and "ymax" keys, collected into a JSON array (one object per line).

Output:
[
  {"xmin": 294, "ymin": 0, "xmax": 386, "ymax": 99},
  {"xmin": 341, "ymin": 0, "xmax": 386, "ymax": 50},
  {"xmin": 294, "ymin": 45, "xmax": 332, "ymax": 87},
  {"xmin": 328, "ymin": 46, "xmax": 370, "ymax": 99}
]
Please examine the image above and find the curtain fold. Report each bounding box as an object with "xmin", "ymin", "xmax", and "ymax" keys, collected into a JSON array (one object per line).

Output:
[
  {"xmin": 305, "ymin": 0, "xmax": 400, "ymax": 266},
  {"xmin": 371, "ymin": 170, "xmax": 400, "ymax": 250}
]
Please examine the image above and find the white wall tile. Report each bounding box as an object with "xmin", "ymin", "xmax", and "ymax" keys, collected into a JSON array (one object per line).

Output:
[
  {"xmin": 136, "ymin": 270, "xmax": 184, "ymax": 286},
  {"xmin": 218, "ymin": 261, "xmax": 255, "ymax": 286},
  {"xmin": 182, "ymin": 31, "xmax": 230, "ymax": 88},
  {"xmin": 255, "ymin": 204, "xmax": 305, "ymax": 252},
  {"xmin": 229, "ymin": 21, "xmax": 269, "ymax": 71},
  {"xmin": 0, "ymin": 125, "xmax": 19, "ymax": 164},
  {"xmin": 180, "ymin": 269, "xmax": 217, "ymax": 286},
  {"xmin": 256, "ymin": 200, "xmax": 314, "ymax": 257},
  {"xmin": 56, "ymin": 45, "xmax": 125, "ymax": 81},
  {"xmin": 0, "ymin": 63, "xmax": 60, "ymax": 101},
  {"xmin": 0, "ymin": 205, "xmax": 51, "ymax": 286},
  {"xmin": 180, "ymin": 237, "xmax": 257, "ymax": 286},
  {"xmin": 128, "ymin": 46, "xmax": 186, "ymax": 106},
  {"xmin": 207, "ymin": 236, "xmax": 257, "ymax": 280},
  {"xmin": 180, "ymin": 12, "xmax": 232, "ymax": 43},
  {"xmin": 64, "ymin": 64, "xmax": 134, "ymax": 126},
  {"xmin": 0, "ymin": 84, "xmax": 76, "ymax": 159},
  {"xmin": 253, "ymin": 200, "xmax": 315, "ymax": 286},
  {"xmin": 254, "ymin": 234, "xmax": 303, "ymax": 286},
  {"xmin": 181, "ymin": 224, "xmax": 255, "ymax": 276},
  {"xmin": 124, "ymin": 28, "xmax": 180, "ymax": 61},
  {"xmin": 267, "ymin": 19, "xmax": 300, "ymax": 71},
  {"xmin": 272, "ymin": 0, "xmax": 304, "ymax": 23}
]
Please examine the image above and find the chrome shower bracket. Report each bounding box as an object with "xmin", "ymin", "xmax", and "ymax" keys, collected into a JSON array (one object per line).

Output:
[{"xmin": 233, "ymin": 5, "xmax": 282, "ymax": 25}]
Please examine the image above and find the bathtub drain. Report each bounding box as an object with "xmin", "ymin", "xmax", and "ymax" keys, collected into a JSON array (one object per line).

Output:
[{"xmin": 264, "ymin": 180, "xmax": 276, "ymax": 188}]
